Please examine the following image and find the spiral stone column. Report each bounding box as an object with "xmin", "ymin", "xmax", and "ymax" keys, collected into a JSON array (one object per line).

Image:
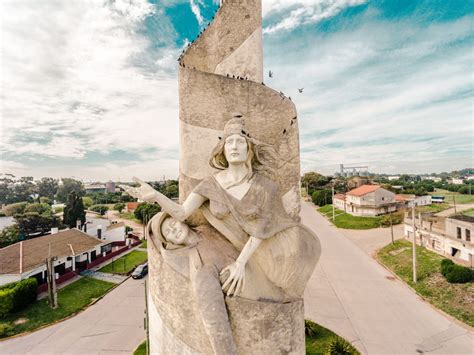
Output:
[{"xmin": 148, "ymin": 1, "xmax": 307, "ymax": 354}]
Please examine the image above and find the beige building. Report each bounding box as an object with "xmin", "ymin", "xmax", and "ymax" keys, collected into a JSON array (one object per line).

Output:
[
  {"xmin": 404, "ymin": 214, "xmax": 473, "ymax": 267},
  {"xmin": 335, "ymin": 185, "xmax": 397, "ymax": 217}
]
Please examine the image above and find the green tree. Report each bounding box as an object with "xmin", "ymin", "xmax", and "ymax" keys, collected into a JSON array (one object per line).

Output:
[
  {"xmin": 114, "ymin": 203, "xmax": 125, "ymax": 213},
  {"xmin": 24, "ymin": 203, "xmax": 52, "ymax": 215},
  {"xmin": 39, "ymin": 196, "xmax": 52, "ymax": 205},
  {"xmin": 134, "ymin": 203, "xmax": 161, "ymax": 224},
  {"xmin": 89, "ymin": 205, "xmax": 109, "ymax": 216},
  {"xmin": 82, "ymin": 196, "xmax": 94, "ymax": 209},
  {"xmin": 36, "ymin": 177, "xmax": 59, "ymax": 201},
  {"xmin": 301, "ymin": 172, "xmax": 332, "ymax": 195},
  {"xmin": 63, "ymin": 192, "xmax": 86, "ymax": 228},
  {"xmin": 15, "ymin": 212, "xmax": 61, "ymax": 236},
  {"xmin": 56, "ymin": 178, "xmax": 85, "ymax": 203},
  {"xmin": 3, "ymin": 202, "xmax": 29, "ymax": 216},
  {"xmin": 12, "ymin": 177, "xmax": 36, "ymax": 203},
  {"xmin": 0, "ymin": 225, "xmax": 20, "ymax": 248},
  {"xmin": 311, "ymin": 189, "xmax": 333, "ymax": 207}
]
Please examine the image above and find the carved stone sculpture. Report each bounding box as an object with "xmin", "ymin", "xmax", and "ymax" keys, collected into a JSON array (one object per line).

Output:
[{"xmin": 120, "ymin": 0, "xmax": 321, "ymax": 353}]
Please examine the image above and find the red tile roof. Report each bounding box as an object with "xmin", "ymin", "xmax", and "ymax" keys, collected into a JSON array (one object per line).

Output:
[
  {"xmin": 347, "ymin": 185, "xmax": 380, "ymax": 196},
  {"xmin": 126, "ymin": 202, "xmax": 139, "ymax": 211}
]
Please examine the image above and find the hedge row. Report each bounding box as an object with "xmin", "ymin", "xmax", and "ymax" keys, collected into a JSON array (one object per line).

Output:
[
  {"xmin": 440, "ymin": 259, "xmax": 473, "ymax": 284},
  {"xmin": 0, "ymin": 278, "xmax": 38, "ymax": 318}
]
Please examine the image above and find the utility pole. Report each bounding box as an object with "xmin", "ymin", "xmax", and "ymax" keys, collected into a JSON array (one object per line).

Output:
[
  {"xmin": 389, "ymin": 212, "xmax": 394, "ymax": 245},
  {"xmin": 411, "ymin": 204, "xmax": 417, "ymax": 283},
  {"xmin": 331, "ymin": 186, "xmax": 335, "ymax": 221},
  {"xmin": 46, "ymin": 243, "xmax": 58, "ymax": 309},
  {"xmin": 453, "ymin": 192, "xmax": 457, "ymax": 215},
  {"xmin": 144, "ymin": 279, "xmax": 150, "ymax": 355}
]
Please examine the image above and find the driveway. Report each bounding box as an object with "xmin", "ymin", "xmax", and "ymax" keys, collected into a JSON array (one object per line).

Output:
[
  {"xmin": 0, "ymin": 277, "xmax": 146, "ymax": 355},
  {"xmin": 302, "ymin": 202, "xmax": 473, "ymax": 354}
]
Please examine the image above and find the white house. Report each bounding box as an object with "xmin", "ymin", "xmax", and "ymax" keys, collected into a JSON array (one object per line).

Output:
[
  {"xmin": 395, "ymin": 194, "xmax": 432, "ymax": 208},
  {"xmin": 0, "ymin": 229, "xmax": 104, "ymax": 286},
  {"xmin": 449, "ymin": 178, "xmax": 464, "ymax": 185},
  {"xmin": 333, "ymin": 194, "xmax": 346, "ymax": 211},
  {"xmin": 341, "ymin": 185, "xmax": 397, "ymax": 217}
]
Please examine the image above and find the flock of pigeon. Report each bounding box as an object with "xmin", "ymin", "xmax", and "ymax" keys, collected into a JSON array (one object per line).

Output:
[{"xmin": 176, "ymin": 5, "xmax": 301, "ymax": 136}]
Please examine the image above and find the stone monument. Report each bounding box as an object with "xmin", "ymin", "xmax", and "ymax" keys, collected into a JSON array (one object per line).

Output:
[{"xmin": 121, "ymin": 1, "xmax": 321, "ymax": 353}]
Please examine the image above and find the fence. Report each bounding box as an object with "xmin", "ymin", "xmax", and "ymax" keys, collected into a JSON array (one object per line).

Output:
[{"xmin": 37, "ymin": 269, "xmax": 78, "ymax": 294}]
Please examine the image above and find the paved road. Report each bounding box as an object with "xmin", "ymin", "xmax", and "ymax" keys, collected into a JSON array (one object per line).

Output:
[
  {"xmin": 302, "ymin": 201, "xmax": 473, "ymax": 354},
  {"xmin": 0, "ymin": 277, "xmax": 146, "ymax": 355},
  {"xmin": 339, "ymin": 223, "xmax": 405, "ymax": 256},
  {"xmin": 108, "ymin": 211, "xmax": 144, "ymax": 238}
]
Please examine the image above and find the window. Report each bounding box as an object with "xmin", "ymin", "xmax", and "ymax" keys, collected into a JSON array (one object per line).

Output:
[
  {"xmin": 466, "ymin": 229, "xmax": 471, "ymax": 242},
  {"xmin": 456, "ymin": 227, "xmax": 462, "ymax": 239}
]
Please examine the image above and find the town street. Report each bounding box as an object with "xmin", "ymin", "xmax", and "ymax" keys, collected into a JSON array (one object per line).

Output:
[
  {"xmin": 0, "ymin": 277, "xmax": 146, "ymax": 355},
  {"xmin": 1, "ymin": 203, "xmax": 472, "ymax": 354},
  {"xmin": 302, "ymin": 201, "xmax": 473, "ymax": 354}
]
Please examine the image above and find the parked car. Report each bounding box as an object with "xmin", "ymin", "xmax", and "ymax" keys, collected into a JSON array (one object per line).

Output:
[{"xmin": 132, "ymin": 263, "xmax": 148, "ymax": 279}]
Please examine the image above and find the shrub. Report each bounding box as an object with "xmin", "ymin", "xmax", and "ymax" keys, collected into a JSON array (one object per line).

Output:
[
  {"xmin": 444, "ymin": 264, "xmax": 473, "ymax": 284},
  {"xmin": 325, "ymin": 337, "xmax": 358, "ymax": 355},
  {"xmin": 114, "ymin": 203, "xmax": 125, "ymax": 213},
  {"xmin": 90, "ymin": 205, "xmax": 109, "ymax": 215},
  {"xmin": 0, "ymin": 322, "xmax": 13, "ymax": 337},
  {"xmin": 312, "ymin": 189, "xmax": 332, "ymax": 207},
  {"xmin": 0, "ymin": 278, "xmax": 38, "ymax": 318},
  {"xmin": 380, "ymin": 212, "xmax": 404, "ymax": 227},
  {"xmin": 3, "ymin": 202, "xmax": 28, "ymax": 216},
  {"xmin": 440, "ymin": 259, "xmax": 454, "ymax": 277},
  {"xmin": 11, "ymin": 278, "xmax": 37, "ymax": 312}
]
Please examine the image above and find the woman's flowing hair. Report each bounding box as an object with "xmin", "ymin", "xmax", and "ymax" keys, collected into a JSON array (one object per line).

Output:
[{"xmin": 209, "ymin": 136, "xmax": 279, "ymax": 187}]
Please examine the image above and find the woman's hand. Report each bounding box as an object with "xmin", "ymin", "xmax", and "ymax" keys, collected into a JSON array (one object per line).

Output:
[
  {"xmin": 119, "ymin": 177, "xmax": 157, "ymax": 202},
  {"xmin": 220, "ymin": 261, "xmax": 245, "ymax": 297}
]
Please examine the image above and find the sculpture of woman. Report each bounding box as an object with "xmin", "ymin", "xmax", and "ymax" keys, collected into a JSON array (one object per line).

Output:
[{"xmin": 122, "ymin": 115, "xmax": 320, "ymax": 302}]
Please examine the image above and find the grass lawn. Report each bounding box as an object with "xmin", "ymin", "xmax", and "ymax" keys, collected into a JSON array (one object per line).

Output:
[
  {"xmin": 430, "ymin": 189, "xmax": 474, "ymax": 204},
  {"xmin": 98, "ymin": 250, "xmax": 148, "ymax": 275},
  {"xmin": 133, "ymin": 321, "xmax": 359, "ymax": 355},
  {"xmin": 377, "ymin": 240, "xmax": 473, "ymax": 327},
  {"xmin": 139, "ymin": 240, "xmax": 148, "ymax": 248},
  {"xmin": 134, "ymin": 340, "xmax": 147, "ymax": 355},
  {"xmin": 415, "ymin": 203, "xmax": 450, "ymax": 214},
  {"xmin": 0, "ymin": 277, "xmax": 115, "ymax": 339},
  {"xmin": 318, "ymin": 205, "xmax": 384, "ymax": 229},
  {"xmin": 118, "ymin": 212, "xmax": 142, "ymax": 224},
  {"xmin": 462, "ymin": 208, "xmax": 474, "ymax": 217}
]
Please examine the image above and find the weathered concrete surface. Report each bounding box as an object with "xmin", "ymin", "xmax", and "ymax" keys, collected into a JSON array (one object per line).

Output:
[
  {"xmin": 302, "ymin": 201, "xmax": 474, "ymax": 354},
  {"xmin": 178, "ymin": 0, "xmax": 300, "ymax": 215},
  {"xmin": 0, "ymin": 277, "xmax": 146, "ymax": 355}
]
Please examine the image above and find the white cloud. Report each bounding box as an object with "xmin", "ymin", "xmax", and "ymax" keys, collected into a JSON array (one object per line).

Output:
[
  {"xmin": 190, "ymin": 0, "xmax": 205, "ymax": 27},
  {"xmin": 1, "ymin": 0, "xmax": 181, "ymax": 178},
  {"xmin": 263, "ymin": 0, "xmax": 367, "ymax": 34},
  {"xmin": 264, "ymin": 15, "xmax": 472, "ymax": 174}
]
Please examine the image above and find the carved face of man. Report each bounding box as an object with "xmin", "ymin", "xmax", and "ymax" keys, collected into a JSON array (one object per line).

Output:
[
  {"xmin": 161, "ymin": 217, "xmax": 189, "ymax": 245},
  {"xmin": 224, "ymin": 134, "xmax": 248, "ymax": 164}
]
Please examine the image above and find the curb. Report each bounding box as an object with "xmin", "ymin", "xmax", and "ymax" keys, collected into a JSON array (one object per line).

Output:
[
  {"xmin": 373, "ymin": 249, "xmax": 474, "ymax": 333},
  {"xmin": 0, "ymin": 275, "xmax": 130, "ymax": 342}
]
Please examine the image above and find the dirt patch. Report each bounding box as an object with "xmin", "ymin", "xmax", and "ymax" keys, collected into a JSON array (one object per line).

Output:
[
  {"xmin": 13, "ymin": 318, "xmax": 28, "ymax": 325},
  {"xmin": 389, "ymin": 247, "xmax": 409, "ymax": 256}
]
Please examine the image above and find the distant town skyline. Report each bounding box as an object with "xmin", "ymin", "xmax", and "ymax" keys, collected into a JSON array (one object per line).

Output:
[{"xmin": 1, "ymin": 0, "xmax": 472, "ymax": 181}]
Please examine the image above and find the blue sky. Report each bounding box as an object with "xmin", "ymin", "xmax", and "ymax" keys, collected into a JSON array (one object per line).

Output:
[{"xmin": 1, "ymin": 0, "xmax": 472, "ymax": 181}]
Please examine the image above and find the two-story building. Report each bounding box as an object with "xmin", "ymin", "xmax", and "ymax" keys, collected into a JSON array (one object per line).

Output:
[
  {"xmin": 404, "ymin": 214, "xmax": 473, "ymax": 267},
  {"xmin": 340, "ymin": 185, "xmax": 397, "ymax": 217}
]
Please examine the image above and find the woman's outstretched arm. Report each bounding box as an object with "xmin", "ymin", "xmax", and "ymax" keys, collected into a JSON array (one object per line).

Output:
[{"xmin": 120, "ymin": 177, "xmax": 206, "ymax": 221}]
